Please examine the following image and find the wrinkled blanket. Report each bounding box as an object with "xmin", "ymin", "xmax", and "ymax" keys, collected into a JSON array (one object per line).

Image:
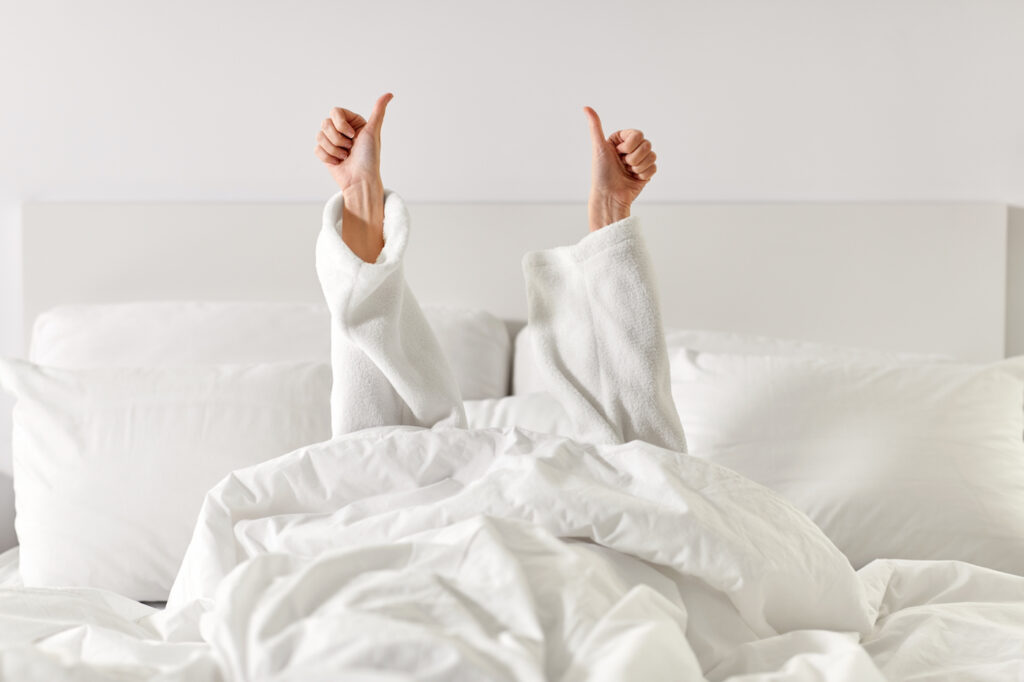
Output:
[{"xmin": 2, "ymin": 426, "xmax": 1023, "ymax": 681}]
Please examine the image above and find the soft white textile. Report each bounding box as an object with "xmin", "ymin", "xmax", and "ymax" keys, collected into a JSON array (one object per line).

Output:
[
  {"xmin": 662, "ymin": 330, "xmax": 950, "ymax": 362},
  {"xmin": 521, "ymin": 219, "xmax": 686, "ymax": 452},
  {"xmin": 1, "ymin": 192, "xmax": 1022, "ymax": 680},
  {"xmin": 464, "ymin": 392, "xmax": 572, "ymax": 435},
  {"xmin": 170, "ymin": 427, "xmax": 869, "ymax": 634},
  {"xmin": 30, "ymin": 301, "xmax": 331, "ymax": 367},
  {"xmin": 3, "ymin": 434, "xmax": 1023, "ymax": 680},
  {"xmin": 29, "ymin": 301, "xmax": 510, "ymax": 401},
  {"xmin": 159, "ymin": 193, "xmax": 868, "ymax": 677},
  {"xmin": 313, "ymin": 191, "xmax": 685, "ymax": 449},
  {"xmin": 513, "ymin": 326, "xmax": 949, "ymax": 395},
  {"xmin": 671, "ymin": 350, "xmax": 1024, "ymax": 574},
  {"xmin": 4, "ymin": 554, "xmax": 1021, "ymax": 681},
  {"xmin": 0, "ymin": 360, "xmax": 331, "ymax": 600},
  {"xmin": 859, "ymin": 559, "xmax": 1024, "ymax": 680},
  {"xmin": 315, "ymin": 190, "xmax": 467, "ymax": 435},
  {"xmin": 0, "ymin": 301, "xmax": 508, "ymax": 558},
  {"xmin": 499, "ymin": 346, "xmax": 1024, "ymax": 574},
  {"xmin": 424, "ymin": 305, "xmax": 512, "ymax": 399}
]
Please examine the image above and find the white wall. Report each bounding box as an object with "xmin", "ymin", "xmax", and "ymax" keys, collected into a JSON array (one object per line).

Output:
[
  {"xmin": 2, "ymin": 0, "xmax": 1024, "ymax": 356},
  {"xmin": 0, "ymin": 2, "xmax": 1022, "ymax": 357}
]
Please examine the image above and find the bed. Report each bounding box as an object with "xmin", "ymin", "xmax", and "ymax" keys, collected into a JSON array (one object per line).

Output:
[{"xmin": 0, "ymin": 200, "xmax": 1023, "ymax": 680}]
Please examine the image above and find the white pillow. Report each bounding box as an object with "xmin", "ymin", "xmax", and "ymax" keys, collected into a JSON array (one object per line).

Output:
[
  {"xmin": 0, "ymin": 302, "xmax": 509, "ymax": 561},
  {"xmin": 670, "ymin": 350, "xmax": 1024, "ymax": 574},
  {"xmin": 421, "ymin": 306, "xmax": 511, "ymax": 400},
  {"xmin": 512, "ymin": 326, "xmax": 947, "ymax": 394},
  {"xmin": 464, "ymin": 393, "xmax": 573, "ymax": 436},
  {"xmin": 29, "ymin": 302, "xmax": 511, "ymax": 400},
  {"xmin": 664, "ymin": 329, "xmax": 950, "ymax": 362},
  {"xmin": 0, "ymin": 358, "xmax": 331, "ymax": 600}
]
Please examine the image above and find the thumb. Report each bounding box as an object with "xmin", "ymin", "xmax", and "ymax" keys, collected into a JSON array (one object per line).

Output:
[
  {"xmin": 366, "ymin": 92, "xmax": 394, "ymax": 135},
  {"xmin": 583, "ymin": 106, "xmax": 606, "ymax": 151}
]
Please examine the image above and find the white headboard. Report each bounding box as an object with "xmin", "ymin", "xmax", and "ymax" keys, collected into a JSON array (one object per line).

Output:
[{"xmin": 22, "ymin": 201, "xmax": 1015, "ymax": 362}]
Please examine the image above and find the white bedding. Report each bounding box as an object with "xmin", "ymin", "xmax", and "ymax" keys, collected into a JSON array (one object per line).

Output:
[
  {"xmin": 0, "ymin": 426, "xmax": 1022, "ymax": 680},
  {"xmin": 3, "ymin": 196, "xmax": 1022, "ymax": 680}
]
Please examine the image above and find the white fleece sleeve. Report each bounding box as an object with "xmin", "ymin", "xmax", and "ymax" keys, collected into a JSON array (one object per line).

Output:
[
  {"xmin": 315, "ymin": 190, "xmax": 466, "ymax": 436},
  {"xmin": 522, "ymin": 217, "xmax": 687, "ymax": 452}
]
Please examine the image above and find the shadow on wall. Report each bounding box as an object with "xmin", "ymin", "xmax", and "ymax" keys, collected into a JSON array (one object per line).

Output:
[
  {"xmin": 1006, "ymin": 206, "xmax": 1024, "ymax": 357},
  {"xmin": 0, "ymin": 394, "xmax": 12, "ymax": 550},
  {"xmin": 0, "ymin": 475, "xmax": 11, "ymax": 551}
]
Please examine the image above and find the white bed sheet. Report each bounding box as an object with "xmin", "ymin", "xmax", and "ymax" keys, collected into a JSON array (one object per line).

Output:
[{"xmin": 0, "ymin": 428, "xmax": 1020, "ymax": 681}]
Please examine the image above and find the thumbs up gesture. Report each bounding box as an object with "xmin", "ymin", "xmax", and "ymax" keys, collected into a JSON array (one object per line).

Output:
[
  {"xmin": 584, "ymin": 106, "xmax": 658, "ymax": 232},
  {"xmin": 315, "ymin": 94, "xmax": 393, "ymax": 262},
  {"xmin": 316, "ymin": 93, "xmax": 394, "ymax": 193}
]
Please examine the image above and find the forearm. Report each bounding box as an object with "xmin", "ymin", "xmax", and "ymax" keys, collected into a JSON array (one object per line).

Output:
[{"xmin": 340, "ymin": 181, "xmax": 386, "ymax": 263}]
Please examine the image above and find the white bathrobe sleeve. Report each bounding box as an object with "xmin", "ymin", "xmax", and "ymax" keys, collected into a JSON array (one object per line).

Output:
[
  {"xmin": 316, "ymin": 190, "xmax": 466, "ymax": 436},
  {"xmin": 522, "ymin": 217, "xmax": 687, "ymax": 452}
]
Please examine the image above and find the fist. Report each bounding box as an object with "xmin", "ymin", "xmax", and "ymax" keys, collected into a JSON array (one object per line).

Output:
[
  {"xmin": 315, "ymin": 93, "xmax": 393, "ymax": 192},
  {"xmin": 584, "ymin": 106, "xmax": 657, "ymax": 230}
]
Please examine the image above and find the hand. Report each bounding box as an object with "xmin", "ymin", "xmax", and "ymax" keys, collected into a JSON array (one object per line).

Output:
[
  {"xmin": 314, "ymin": 93, "xmax": 394, "ymax": 263},
  {"xmin": 315, "ymin": 93, "xmax": 393, "ymax": 194},
  {"xmin": 584, "ymin": 106, "xmax": 658, "ymax": 232}
]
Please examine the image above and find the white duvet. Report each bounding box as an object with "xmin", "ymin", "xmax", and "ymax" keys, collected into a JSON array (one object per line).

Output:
[{"xmin": 2, "ymin": 424, "xmax": 1023, "ymax": 681}]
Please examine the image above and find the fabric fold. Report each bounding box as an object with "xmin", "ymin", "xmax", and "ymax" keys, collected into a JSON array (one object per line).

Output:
[
  {"xmin": 522, "ymin": 217, "xmax": 686, "ymax": 452},
  {"xmin": 315, "ymin": 190, "xmax": 466, "ymax": 435}
]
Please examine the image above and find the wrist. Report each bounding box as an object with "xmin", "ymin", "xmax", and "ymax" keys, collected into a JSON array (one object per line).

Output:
[
  {"xmin": 342, "ymin": 179, "xmax": 384, "ymax": 217},
  {"xmin": 588, "ymin": 193, "xmax": 631, "ymax": 232}
]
